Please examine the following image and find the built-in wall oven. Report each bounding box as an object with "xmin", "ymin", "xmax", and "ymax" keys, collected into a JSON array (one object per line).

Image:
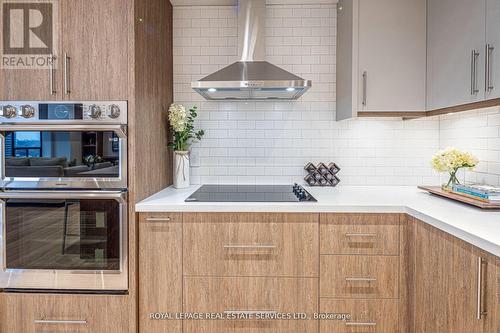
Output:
[
  {"xmin": 0, "ymin": 190, "xmax": 127, "ymax": 290},
  {"xmin": 0, "ymin": 101, "xmax": 128, "ymax": 291},
  {"xmin": 0, "ymin": 101, "xmax": 127, "ymax": 190}
]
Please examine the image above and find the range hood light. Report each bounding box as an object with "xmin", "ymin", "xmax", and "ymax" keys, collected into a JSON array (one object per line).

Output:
[
  {"xmin": 286, "ymin": 87, "xmax": 296, "ymax": 92},
  {"xmin": 208, "ymin": 88, "xmax": 217, "ymax": 93}
]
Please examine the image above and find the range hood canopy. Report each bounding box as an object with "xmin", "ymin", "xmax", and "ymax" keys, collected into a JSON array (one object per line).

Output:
[{"xmin": 191, "ymin": 0, "xmax": 312, "ymax": 100}]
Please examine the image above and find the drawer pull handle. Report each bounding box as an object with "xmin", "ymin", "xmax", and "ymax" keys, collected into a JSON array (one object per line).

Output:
[
  {"xmin": 345, "ymin": 321, "xmax": 376, "ymax": 326},
  {"xmin": 345, "ymin": 277, "xmax": 377, "ymax": 282},
  {"xmin": 224, "ymin": 310, "xmax": 277, "ymax": 315},
  {"xmin": 146, "ymin": 217, "xmax": 172, "ymax": 222},
  {"xmin": 34, "ymin": 319, "xmax": 87, "ymax": 325},
  {"xmin": 345, "ymin": 233, "xmax": 376, "ymax": 238},
  {"xmin": 223, "ymin": 244, "xmax": 277, "ymax": 249}
]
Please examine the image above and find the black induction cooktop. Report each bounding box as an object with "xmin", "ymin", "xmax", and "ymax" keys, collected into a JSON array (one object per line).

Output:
[{"xmin": 185, "ymin": 184, "xmax": 317, "ymax": 202}]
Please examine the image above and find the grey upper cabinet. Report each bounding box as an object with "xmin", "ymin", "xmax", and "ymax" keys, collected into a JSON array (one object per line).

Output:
[
  {"xmin": 357, "ymin": 0, "xmax": 426, "ymax": 113},
  {"xmin": 427, "ymin": 0, "xmax": 486, "ymax": 110},
  {"xmin": 335, "ymin": 0, "xmax": 355, "ymax": 121},
  {"xmin": 486, "ymin": 0, "xmax": 500, "ymax": 100},
  {"xmin": 336, "ymin": 0, "xmax": 426, "ymax": 120},
  {"xmin": 427, "ymin": 0, "xmax": 500, "ymax": 110}
]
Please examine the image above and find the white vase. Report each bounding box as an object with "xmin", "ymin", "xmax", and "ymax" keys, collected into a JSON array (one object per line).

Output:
[{"xmin": 173, "ymin": 151, "xmax": 190, "ymax": 189}]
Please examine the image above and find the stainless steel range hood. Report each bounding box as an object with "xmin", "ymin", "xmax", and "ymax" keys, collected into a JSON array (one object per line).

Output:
[{"xmin": 191, "ymin": 0, "xmax": 312, "ymax": 100}]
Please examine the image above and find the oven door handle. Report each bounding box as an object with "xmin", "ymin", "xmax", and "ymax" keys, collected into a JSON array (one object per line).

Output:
[
  {"xmin": 0, "ymin": 197, "xmax": 5, "ymax": 272},
  {"xmin": 0, "ymin": 124, "xmax": 127, "ymax": 138},
  {"xmin": 0, "ymin": 190, "xmax": 127, "ymax": 203},
  {"xmin": 0, "ymin": 132, "xmax": 5, "ymax": 181}
]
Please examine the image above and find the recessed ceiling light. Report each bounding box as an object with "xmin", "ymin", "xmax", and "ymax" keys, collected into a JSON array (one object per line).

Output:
[{"xmin": 208, "ymin": 88, "xmax": 217, "ymax": 93}]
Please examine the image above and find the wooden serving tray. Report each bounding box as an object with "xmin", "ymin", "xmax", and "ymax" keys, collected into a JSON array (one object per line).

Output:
[{"xmin": 418, "ymin": 186, "xmax": 500, "ymax": 209}]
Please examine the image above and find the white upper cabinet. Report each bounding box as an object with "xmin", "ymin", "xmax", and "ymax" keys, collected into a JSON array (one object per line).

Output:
[
  {"xmin": 486, "ymin": 0, "xmax": 500, "ymax": 100},
  {"xmin": 336, "ymin": 0, "xmax": 427, "ymax": 120},
  {"xmin": 427, "ymin": 0, "xmax": 486, "ymax": 110}
]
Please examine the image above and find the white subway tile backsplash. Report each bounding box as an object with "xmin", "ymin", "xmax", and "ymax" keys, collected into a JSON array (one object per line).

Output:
[
  {"xmin": 439, "ymin": 106, "xmax": 500, "ymax": 186},
  {"xmin": 173, "ymin": 4, "xmax": 443, "ymax": 186}
]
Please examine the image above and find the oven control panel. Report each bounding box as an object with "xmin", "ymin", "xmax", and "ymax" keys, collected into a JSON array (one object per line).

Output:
[{"xmin": 0, "ymin": 101, "xmax": 127, "ymax": 124}]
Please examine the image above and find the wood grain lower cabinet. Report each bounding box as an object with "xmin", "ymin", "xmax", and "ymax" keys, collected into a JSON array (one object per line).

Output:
[
  {"xmin": 319, "ymin": 213, "xmax": 401, "ymax": 332},
  {"xmin": 183, "ymin": 213, "xmax": 319, "ymax": 277},
  {"xmin": 320, "ymin": 299, "xmax": 398, "ymax": 332},
  {"xmin": 484, "ymin": 254, "xmax": 499, "ymax": 333},
  {"xmin": 136, "ymin": 211, "xmax": 499, "ymax": 333},
  {"xmin": 0, "ymin": 293, "xmax": 129, "ymax": 333},
  {"xmin": 496, "ymin": 258, "xmax": 500, "ymax": 332},
  {"xmin": 320, "ymin": 213, "xmax": 400, "ymax": 255},
  {"xmin": 320, "ymin": 255, "xmax": 399, "ymax": 299},
  {"xmin": 414, "ymin": 221, "xmax": 498, "ymax": 333},
  {"xmin": 139, "ymin": 213, "xmax": 182, "ymax": 333},
  {"xmin": 183, "ymin": 276, "xmax": 318, "ymax": 333}
]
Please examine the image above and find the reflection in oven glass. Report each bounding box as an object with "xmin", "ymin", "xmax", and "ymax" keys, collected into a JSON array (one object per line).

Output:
[
  {"xmin": 5, "ymin": 199, "xmax": 120, "ymax": 270},
  {"xmin": 4, "ymin": 131, "xmax": 120, "ymax": 178}
]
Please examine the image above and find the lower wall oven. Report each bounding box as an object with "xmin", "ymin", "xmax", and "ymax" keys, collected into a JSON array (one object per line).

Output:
[{"xmin": 0, "ymin": 190, "xmax": 127, "ymax": 291}]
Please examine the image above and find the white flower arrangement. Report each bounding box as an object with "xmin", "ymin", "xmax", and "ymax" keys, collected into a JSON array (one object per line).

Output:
[
  {"xmin": 167, "ymin": 104, "xmax": 204, "ymax": 152},
  {"xmin": 168, "ymin": 104, "xmax": 187, "ymax": 132},
  {"xmin": 431, "ymin": 147, "xmax": 478, "ymax": 188}
]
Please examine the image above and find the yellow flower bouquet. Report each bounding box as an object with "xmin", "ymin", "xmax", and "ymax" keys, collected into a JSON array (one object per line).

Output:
[{"xmin": 431, "ymin": 148, "xmax": 478, "ymax": 189}]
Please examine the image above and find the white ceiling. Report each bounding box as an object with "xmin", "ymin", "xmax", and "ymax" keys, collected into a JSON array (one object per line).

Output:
[{"xmin": 171, "ymin": 0, "xmax": 337, "ymax": 6}]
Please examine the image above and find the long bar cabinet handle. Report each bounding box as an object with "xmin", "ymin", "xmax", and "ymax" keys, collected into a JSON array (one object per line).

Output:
[
  {"xmin": 223, "ymin": 244, "xmax": 277, "ymax": 249},
  {"xmin": 486, "ymin": 44, "xmax": 495, "ymax": 91},
  {"xmin": 223, "ymin": 310, "xmax": 277, "ymax": 315},
  {"xmin": 471, "ymin": 50, "xmax": 480, "ymax": 95},
  {"xmin": 345, "ymin": 321, "xmax": 377, "ymax": 326},
  {"xmin": 345, "ymin": 277, "xmax": 377, "ymax": 282},
  {"xmin": 0, "ymin": 124, "xmax": 127, "ymax": 139},
  {"xmin": 0, "ymin": 190, "xmax": 126, "ymax": 201},
  {"xmin": 477, "ymin": 257, "xmax": 487, "ymax": 320},
  {"xmin": 64, "ymin": 53, "xmax": 71, "ymax": 95},
  {"xmin": 146, "ymin": 217, "xmax": 172, "ymax": 222},
  {"xmin": 362, "ymin": 71, "xmax": 367, "ymax": 106},
  {"xmin": 345, "ymin": 233, "xmax": 376, "ymax": 238},
  {"xmin": 34, "ymin": 319, "xmax": 87, "ymax": 325},
  {"xmin": 49, "ymin": 55, "xmax": 56, "ymax": 95}
]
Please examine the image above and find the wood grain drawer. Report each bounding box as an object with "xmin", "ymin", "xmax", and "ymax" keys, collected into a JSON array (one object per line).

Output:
[
  {"xmin": 320, "ymin": 255, "xmax": 399, "ymax": 298},
  {"xmin": 0, "ymin": 293, "xmax": 129, "ymax": 333},
  {"xmin": 183, "ymin": 213, "xmax": 319, "ymax": 277},
  {"xmin": 319, "ymin": 299, "xmax": 398, "ymax": 333},
  {"xmin": 183, "ymin": 276, "xmax": 318, "ymax": 333},
  {"xmin": 320, "ymin": 214, "xmax": 400, "ymax": 255}
]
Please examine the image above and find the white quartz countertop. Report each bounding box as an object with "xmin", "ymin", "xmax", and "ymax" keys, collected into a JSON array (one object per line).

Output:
[{"xmin": 136, "ymin": 185, "xmax": 500, "ymax": 257}]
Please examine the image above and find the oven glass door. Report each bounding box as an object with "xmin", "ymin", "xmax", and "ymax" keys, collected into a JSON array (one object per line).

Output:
[
  {"xmin": 0, "ymin": 126, "xmax": 126, "ymax": 189},
  {"xmin": 4, "ymin": 195, "xmax": 121, "ymax": 271}
]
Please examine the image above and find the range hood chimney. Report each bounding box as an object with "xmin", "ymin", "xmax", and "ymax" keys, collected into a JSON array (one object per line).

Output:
[{"xmin": 191, "ymin": 0, "xmax": 312, "ymax": 100}]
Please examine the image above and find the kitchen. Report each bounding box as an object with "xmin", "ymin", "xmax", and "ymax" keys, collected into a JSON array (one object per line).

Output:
[{"xmin": 0, "ymin": 0, "xmax": 499, "ymax": 332}]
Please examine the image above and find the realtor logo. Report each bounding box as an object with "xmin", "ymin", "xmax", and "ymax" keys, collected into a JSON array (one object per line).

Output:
[{"xmin": 1, "ymin": 0, "xmax": 58, "ymax": 69}]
